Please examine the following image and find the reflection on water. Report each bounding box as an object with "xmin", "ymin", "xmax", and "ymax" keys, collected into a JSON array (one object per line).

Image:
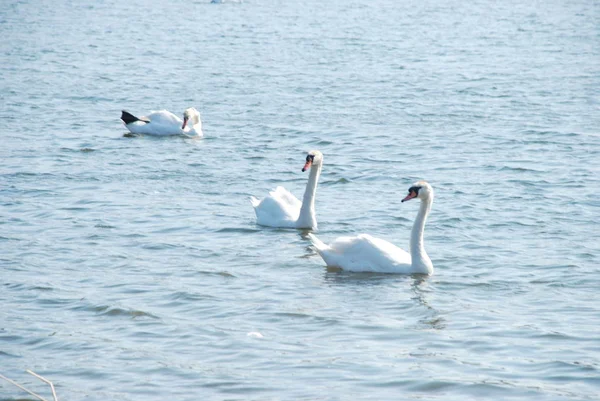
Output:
[{"xmin": 411, "ymin": 277, "xmax": 447, "ymax": 331}]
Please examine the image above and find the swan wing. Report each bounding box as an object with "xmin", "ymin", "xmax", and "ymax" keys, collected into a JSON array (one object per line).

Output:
[
  {"xmin": 270, "ymin": 186, "xmax": 302, "ymax": 210},
  {"xmin": 252, "ymin": 186, "xmax": 301, "ymax": 228},
  {"xmin": 123, "ymin": 110, "xmax": 183, "ymax": 135},
  {"xmin": 145, "ymin": 110, "xmax": 183, "ymax": 125},
  {"xmin": 310, "ymin": 233, "xmax": 412, "ymax": 273}
]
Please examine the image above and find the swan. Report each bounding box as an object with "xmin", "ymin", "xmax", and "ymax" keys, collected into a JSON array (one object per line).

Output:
[
  {"xmin": 309, "ymin": 180, "xmax": 434, "ymax": 274},
  {"xmin": 250, "ymin": 150, "xmax": 323, "ymax": 230},
  {"xmin": 120, "ymin": 107, "xmax": 202, "ymax": 136}
]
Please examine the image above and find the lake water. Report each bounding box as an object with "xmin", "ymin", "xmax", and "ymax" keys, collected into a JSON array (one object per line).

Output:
[{"xmin": 1, "ymin": 0, "xmax": 599, "ymax": 400}]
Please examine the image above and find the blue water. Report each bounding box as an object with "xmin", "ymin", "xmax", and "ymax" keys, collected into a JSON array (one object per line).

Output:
[{"xmin": 1, "ymin": 0, "xmax": 599, "ymax": 400}]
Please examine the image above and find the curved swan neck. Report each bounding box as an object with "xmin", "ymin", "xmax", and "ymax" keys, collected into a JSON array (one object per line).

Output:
[
  {"xmin": 410, "ymin": 195, "xmax": 433, "ymax": 269},
  {"xmin": 191, "ymin": 115, "xmax": 202, "ymax": 130},
  {"xmin": 297, "ymin": 162, "xmax": 322, "ymax": 227}
]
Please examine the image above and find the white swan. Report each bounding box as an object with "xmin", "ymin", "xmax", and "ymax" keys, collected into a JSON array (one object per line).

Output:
[
  {"xmin": 250, "ymin": 150, "xmax": 323, "ymax": 230},
  {"xmin": 309, "ymin": 181, "xmax": 434, "ymax": 274},
  {"xmin": 120, "ymin": 107, "xmax": 202, "ymax": 136}
]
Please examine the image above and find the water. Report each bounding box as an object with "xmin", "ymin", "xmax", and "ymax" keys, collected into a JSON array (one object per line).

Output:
[{"xmin": 1, "ymin": 0, "xmax": 599, "ymax": 400}]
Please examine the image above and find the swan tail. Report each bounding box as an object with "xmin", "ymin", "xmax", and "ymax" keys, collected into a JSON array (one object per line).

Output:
[
  {"xmin": 308, "ymin": 233, "xmax": 328, "ymax": 253},
  {"xmin": 250, "ymin": 196, "xmax": 260, "ymax": 208},
  {"xmin": 121, "ymin": 110, "xmax": 150, "ymax": 125}
]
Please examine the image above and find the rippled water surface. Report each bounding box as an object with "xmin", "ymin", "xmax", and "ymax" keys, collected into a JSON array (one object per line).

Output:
[{"xmin": 2, "ymin": 0, "xmax": 600, "ymax": 400}]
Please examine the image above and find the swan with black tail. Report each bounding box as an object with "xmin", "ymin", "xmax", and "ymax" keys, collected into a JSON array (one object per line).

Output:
[
  {"xmin": 309, "ymin": 181, "xmax": 434, "ymax": 274},
  {"xmin": 120, "ymin": 107, "xmax": 202, "ymax": 136},
  {"xmin": 250, "ymin": 151, "xmax": 323, "ymax": 230}
]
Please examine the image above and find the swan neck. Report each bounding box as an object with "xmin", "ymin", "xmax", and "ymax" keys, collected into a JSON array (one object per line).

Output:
[
  {"xmin": 298, "ymin": 162, "xmax": 322, "ymax": 227},
  {"xmin": 191, "ymin": 115, "xmax": 202, "ymax": 130},
  {"xmin": 410, "ymin": 196, "xmax": 432, "ymax": 267}
]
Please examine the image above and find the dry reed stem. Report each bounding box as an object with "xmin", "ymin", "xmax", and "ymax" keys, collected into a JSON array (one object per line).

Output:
[
  {"xmin": 0, "ymin": 370, "xmax": 58, "ymax": 401},
  {"xmin": 27, "ymin": 370, "xmax": 58, "ymax": 401}
]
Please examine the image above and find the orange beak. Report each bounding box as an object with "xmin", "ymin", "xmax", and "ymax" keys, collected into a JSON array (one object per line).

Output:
[
  {"xmin": 181, "ymin": 117, "xmax": 188, "ymax": 130},
  {"xmin": 302, "ymin": 160, "xmax": 312, "ymax": 172},
  {"xmin": 401, "ymin": 191, "xmax": 418, "ymax": 202}
]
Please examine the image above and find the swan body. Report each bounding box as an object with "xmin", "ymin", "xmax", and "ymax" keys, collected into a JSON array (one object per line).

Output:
[
  {"xmin": 251, "ymin": 151, "xmax": 323, "ymax": 230},
  {"xmin": 309, "ymin": 181, "xmax": 434, "ymax": 274},
  {"xmin": 121, "ymin": 107, "xmax": 202, "ymax": 136}
]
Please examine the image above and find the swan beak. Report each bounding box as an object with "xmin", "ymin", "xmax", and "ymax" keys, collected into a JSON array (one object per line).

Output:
[
  {"xmin": 181, "ymin": 117, "xmax": 189, "ymax": 130},
  {"xmin": 302, "ymin": 160, "xmax": 312, "ymax": 172},
  {"xmin": 401, "ymin": 191, "xmax": 418, "ymax": 202}
]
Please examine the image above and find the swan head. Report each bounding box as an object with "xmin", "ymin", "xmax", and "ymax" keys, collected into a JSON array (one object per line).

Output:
[
  {"xmin": 182, "ymin": 107, "xmax": 201, "ymax": 129},
  {"xmin": 401, "ymin": 180, "xmax": 433, "ymax": 202},
  {"xmin": 302, "ymin": 150, "xmax": 323, "ymax": 172}
]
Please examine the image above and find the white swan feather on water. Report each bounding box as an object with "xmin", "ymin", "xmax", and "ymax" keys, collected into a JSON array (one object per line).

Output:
[
  {"xmin": 251, "ymin": 151, "xmax": 323, "ymax": 230},
  {"xmin": 309, "ymin": 181, "xmax": 434, "ymax": 274},
  {"xmin": 120, "ymin": 107, "xmax": 203, "ymax": 137}
]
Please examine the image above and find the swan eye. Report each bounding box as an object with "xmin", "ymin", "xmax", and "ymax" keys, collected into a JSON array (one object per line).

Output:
[
  {"xmin": 306, "ymin": 155, "xmax": 315, "ymax": 162},
  {"xmin": 408, "ymin": 186, "xmax": 421, "ymax": 195}
]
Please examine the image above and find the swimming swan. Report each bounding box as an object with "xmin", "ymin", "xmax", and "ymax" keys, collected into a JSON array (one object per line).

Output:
[
  {"xmin": 251, "ymin": 151, "xmax": 323, "ymax": 230},
  {"xmin": 120, "ymin": 107, "xmax": 202, "ymax": 136},
  {"xmin": 309, "ymin": 181, "xmax": 434, "ymax": 274}
]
